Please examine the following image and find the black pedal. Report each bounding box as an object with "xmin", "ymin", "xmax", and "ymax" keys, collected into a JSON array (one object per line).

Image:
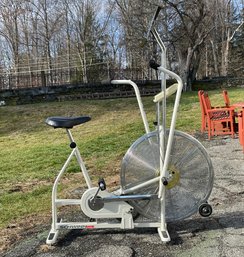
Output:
[{"xmin": 98, "ymin": 178, "xmax": 106, "ymax": 191}]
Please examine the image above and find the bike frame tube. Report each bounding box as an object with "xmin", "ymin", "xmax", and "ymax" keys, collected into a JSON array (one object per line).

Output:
[
  {"xmin": 122, "ymin": 176, "xmax": 159, "ymax": 195},
  {"xmin": 66, "ymin": 129, "xmax": 92, "ymax": 188},
  {"xmin": 51, "ymin": 129, "xmax": 93, "ymax": 231},
  {"xmin": 157, "ymin": 66, "xmax": 183, "ymax": 198},
  {"xmin": 51, "ymin": 147, "xmax": 76, "ymax": 231}
]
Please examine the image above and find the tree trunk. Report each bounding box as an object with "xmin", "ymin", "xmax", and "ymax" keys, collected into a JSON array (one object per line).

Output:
[
  {"xmin": 178, "ymin": 47, "xmax": 194, "ymax": 91},
  {"xmin": 210, "ymin": 39, "xmax": 220, "ymax": 76},
  {"xmin": 178, "ymin": 46, "xmax": 202, "ymax": 91}
]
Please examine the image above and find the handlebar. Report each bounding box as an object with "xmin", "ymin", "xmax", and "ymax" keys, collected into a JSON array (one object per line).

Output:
[{"xmin": 149, "ymin": 59, "xmax": 183, "ymax": 102}]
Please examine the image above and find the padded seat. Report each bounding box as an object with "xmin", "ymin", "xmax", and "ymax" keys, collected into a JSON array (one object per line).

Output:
[{"xmin": 46, "ymin": 116, "xmax": 91, "ymax": 129}]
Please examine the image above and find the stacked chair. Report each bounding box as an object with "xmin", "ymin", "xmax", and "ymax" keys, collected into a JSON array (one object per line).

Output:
[{"xmin": 198, "ymin": 90, "xmax": 235, "ymax": 140}]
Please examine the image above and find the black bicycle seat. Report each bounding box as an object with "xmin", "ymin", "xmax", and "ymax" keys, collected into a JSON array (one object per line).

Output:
[{"xmin": 45, "ymin": 116, "xmax": 91, "ymax": 129}]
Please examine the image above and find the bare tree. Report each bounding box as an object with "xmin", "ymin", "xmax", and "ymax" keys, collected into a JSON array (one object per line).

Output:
[
  {"xmin": 198, "ymin": 0, "xmax": 243, "ymax": 78},
  {"xmin": 114, "ymin": 0, "xmax": 158, "ymax": 79},
  {"xmin": 158, "ymin": 0, "xmax": 214, "ymax": 90},
  {"xmin": 64, "ymin": 0, "xmax": 105, "ymax": 82},
  {"xmin": 0, "ymin": 0, "xmax": 243, "ymax": 90},
  {"xmin": 29, "ymin": 0, "xmax": 64, "ymax": 84},
  {"xmin": 0, "ymin": 0, "xmax": 24, "ymax": 87},
  {"xmin": 218, "ymin": 0, "xmax": 243, "ymax": 75}
]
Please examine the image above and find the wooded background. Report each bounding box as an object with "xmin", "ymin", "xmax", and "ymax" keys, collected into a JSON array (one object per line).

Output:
[{"xmin": 0, "ymin": 0, "xmax": 243, "ymax": 91}]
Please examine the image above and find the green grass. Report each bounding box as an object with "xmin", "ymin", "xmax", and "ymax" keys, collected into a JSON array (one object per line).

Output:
[{"xmin": 0, "ymin": 88, "xmax": 243, "ymax": 228}]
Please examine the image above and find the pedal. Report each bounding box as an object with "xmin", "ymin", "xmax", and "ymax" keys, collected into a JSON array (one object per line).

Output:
[
  {"xmin": 98, "ymin": 178, "xmax": 106, "ymax": 191},
  {"xmin": 88, "ymin": 179, "xmax": 107, "ymax": 210}
]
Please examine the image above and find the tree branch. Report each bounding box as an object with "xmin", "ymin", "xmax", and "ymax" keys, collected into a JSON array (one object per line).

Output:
[{"xmin": 229, "ymin": 21, "xmax": 244, "ymax": 42}]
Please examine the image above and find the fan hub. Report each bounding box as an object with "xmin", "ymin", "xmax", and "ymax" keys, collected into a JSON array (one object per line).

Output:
[{"xmin": 166, "ymin": 165, "xmax": 180, "ymax": 189}]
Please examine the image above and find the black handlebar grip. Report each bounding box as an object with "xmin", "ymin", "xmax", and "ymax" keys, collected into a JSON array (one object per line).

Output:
[{"xmin": 149, "ymin": 60, "xmax": 160, "ymax": 70}]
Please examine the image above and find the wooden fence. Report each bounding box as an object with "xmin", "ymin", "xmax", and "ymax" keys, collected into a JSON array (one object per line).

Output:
[{"xmin": 0, "ymin": 67, "xmax": 157, "ymax": 90}]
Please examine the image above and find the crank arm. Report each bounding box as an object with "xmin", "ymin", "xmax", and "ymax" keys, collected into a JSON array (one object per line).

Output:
[{"xmin": 95, "ymin": 194, "xmax": 158, "ymax": 203}]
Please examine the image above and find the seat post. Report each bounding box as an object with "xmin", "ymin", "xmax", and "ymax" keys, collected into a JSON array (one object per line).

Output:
[{"xmin": 66, "ymin": 128, "xmax": 75, "ymax": 143}]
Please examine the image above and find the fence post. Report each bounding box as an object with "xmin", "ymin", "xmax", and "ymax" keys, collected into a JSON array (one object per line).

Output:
[{"xmin": 41, "ymin": 71, "xmax": 46, "ymax": 87}]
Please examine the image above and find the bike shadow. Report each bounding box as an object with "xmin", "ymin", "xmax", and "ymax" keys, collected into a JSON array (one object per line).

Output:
[{"xmin": 168, "ymin": 210, "xmax": 244, "ymax": 245}]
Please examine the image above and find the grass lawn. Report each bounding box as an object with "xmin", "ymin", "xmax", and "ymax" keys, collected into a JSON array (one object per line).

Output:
[{"xmin": 0, "ymin": 88, "xmax": 243, "ymax": 231}]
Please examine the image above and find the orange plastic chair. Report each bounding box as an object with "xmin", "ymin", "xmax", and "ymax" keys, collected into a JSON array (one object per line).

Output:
[
  {"xmin": 200, "ymin": 91, "xmax": 235, "ymax": 140},
  {"xmin": 198, "ymin": 90, "xmax": 225, "ymax": 133},
  {"xmin": 238, "ymin": 111, "xmax": 244, "ymax": 152},
  {"xmin": 222, "ymin": 90, "xmax": 238, "ymax": 130},
  {"xmin": 198, "ymin": 90, "xmax": 207, "ymax": 133},
  {"xmin": 223, "ymin": 90, "xmax": 230, "ymax": 107},
  {"xmin": 222, "ymin": 89, "xmax": 239, "ymax": 116}
]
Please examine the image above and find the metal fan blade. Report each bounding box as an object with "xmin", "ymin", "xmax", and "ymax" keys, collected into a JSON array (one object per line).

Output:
[{"xmin": 121, "ymin": 130, "xmax": 214, "ymax": 221}]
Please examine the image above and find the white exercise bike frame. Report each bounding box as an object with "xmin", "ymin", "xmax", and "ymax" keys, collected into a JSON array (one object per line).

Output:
[
  {"xmin": 46, "ymin": 71, "xmax": 182, "ymax": 245},
  {"xmin": 46, "ymin": 6, "xmax": 183, "ymax": 245}
]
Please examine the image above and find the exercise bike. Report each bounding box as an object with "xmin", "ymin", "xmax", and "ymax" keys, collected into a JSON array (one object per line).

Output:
[{"xmin": 45, "ymin": 6, "xmax": 214, "ymax": 245}]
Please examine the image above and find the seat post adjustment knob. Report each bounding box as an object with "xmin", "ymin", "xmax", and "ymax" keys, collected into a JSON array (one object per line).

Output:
[{"xmin": 70, "ymin": 142, "xmax": 76, "ymax": 148}]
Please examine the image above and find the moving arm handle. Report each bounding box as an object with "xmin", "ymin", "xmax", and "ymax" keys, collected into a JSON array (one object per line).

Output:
[
  {"xmin": 111, "ymin": 79, "xmax": 150, "ymax": 134},
  {"xmin": 149, "ymin": 60, "xmax": 183, "ymax": 198},
  {"xmin": 146, "ymin": 6, "xmax": 162, "ymax": 39},
  {"xmin": 149, "ymin": 59, "xmax": 182, "ymax": 102}
]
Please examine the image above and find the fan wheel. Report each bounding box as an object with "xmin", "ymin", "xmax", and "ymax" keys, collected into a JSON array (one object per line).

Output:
[{"xmin": 120, "ymin": 130, "xmax": 214, "ymax": 222}]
